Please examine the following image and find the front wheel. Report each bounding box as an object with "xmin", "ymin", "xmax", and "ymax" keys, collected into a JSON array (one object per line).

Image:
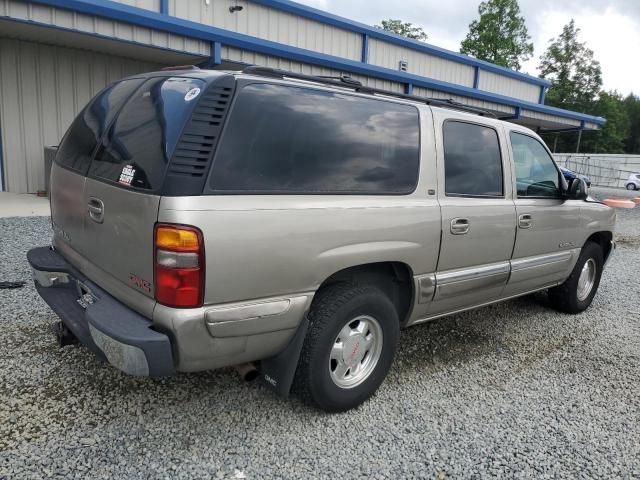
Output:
[
  {"xmin": 293, "ymin": 283, "xmax": 399, "ymax": 412},
  {"xmin": 548, "ymin": 242, "xmax": 603, "ymax": 314},
  {"xmin": 626, "ymin": 183, "xmax": 637, "ymax": 191}
]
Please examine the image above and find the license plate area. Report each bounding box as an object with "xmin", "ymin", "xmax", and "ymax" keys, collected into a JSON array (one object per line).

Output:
[{"xmin": 76, "ymin": 280, "xmax": 97, "ymax": 309}]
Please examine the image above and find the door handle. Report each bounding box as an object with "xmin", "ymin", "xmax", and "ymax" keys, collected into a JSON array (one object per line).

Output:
[
  {"xmin": 518, "ymin": 214, "xmax": 533, "ymax": 229},
  {"xmin": 450, "ymin": 217, "xmax": 470, "ymax": 235},
  {"xmin": 87, "ymin": 197, "xmax": 104, "ymax": 224}
]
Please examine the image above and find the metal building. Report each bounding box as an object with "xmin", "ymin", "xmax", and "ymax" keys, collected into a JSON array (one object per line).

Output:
[{"xmin": 0, "ymin": 0, "xmax": 606, "ymax": 193}]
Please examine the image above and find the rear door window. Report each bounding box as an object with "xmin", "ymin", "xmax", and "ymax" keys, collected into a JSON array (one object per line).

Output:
[
  {"xmin": 208, "ymin": 83, "xmax": 420, "ymax": 194},
  {"xmin": 55, "ymin": 79, "xmax": 143, "ymax": 173},
  {"xmin": 88, "ymin": 76, "xmax": 205, "ymax": 191},
  {"xmin": 443, "ymin": 121, "xmax": 504, "ymax": 197}
]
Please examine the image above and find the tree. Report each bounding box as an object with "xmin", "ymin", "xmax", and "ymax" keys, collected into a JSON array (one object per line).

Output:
[
  {"xmin": 539, "ymin": 19, "xmax": 602, "ymax": 112},
  {"xmin": 538, "ymin": 20, "xmax": 604, "ymax": 153},
  {"xmin": 624, "ymin": 94, "xmax": 640, "ymax": 154},
  {"xmin": 580, "ymin": 91, "xmax": 629, "ymax": 154},
  {"xmin": 459, "ymin": 0, "xmax": 533, "ymax": 70},
  {"xmin": 376, "ymin": 19, "xmax": 428, "ymax": 41}
]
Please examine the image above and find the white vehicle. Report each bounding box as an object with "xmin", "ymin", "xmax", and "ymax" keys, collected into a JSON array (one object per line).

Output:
[{"xmin": 625, "ymin": 173, "xmax": 640, "ymax": 191}]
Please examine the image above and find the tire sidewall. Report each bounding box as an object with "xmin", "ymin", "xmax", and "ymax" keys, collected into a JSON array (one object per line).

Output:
[
  {"xmin": 307, "ymin": 288, "xmax": 399, "ymax": 411},
  {"xmin": 573, "ymin": 243, "xmax": 604, "ymax": 311}
]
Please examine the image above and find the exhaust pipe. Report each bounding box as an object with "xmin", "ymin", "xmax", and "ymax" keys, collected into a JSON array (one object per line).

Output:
[{"xmin": 234, "ymin": 362, "xmax": 258, "ymax": 381}]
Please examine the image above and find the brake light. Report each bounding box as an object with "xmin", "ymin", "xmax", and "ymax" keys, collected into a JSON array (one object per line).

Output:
[{"xmin": 154, "ymin": 224, "xmax": 204, "ymax": 308}]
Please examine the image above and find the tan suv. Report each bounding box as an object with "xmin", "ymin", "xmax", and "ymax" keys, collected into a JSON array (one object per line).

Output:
[{"xmin": 28, "ymin": 66, "xmax": 615, "ymax": 412}]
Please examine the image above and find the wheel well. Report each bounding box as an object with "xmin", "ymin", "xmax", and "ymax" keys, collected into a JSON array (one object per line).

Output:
[
  {"xmin": 585, "ymin": 231, "xmax": 613, "ymax": 262},
  {"xmin": 317, "ymin": 262, "xmax": 414, "ymax": 325}
]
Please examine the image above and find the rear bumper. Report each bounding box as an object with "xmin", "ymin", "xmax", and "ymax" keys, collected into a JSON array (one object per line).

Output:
[{"xmin": 27, "ymin": 246, "xmax": 174, "ymax": 377}]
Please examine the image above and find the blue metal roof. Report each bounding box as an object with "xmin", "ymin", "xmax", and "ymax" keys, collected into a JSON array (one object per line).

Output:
[{"xmin": 25, "ymin": 0, "xmax": 605, "ymax": 126}]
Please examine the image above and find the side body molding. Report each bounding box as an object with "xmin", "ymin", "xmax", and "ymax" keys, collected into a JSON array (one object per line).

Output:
[{"xmin": 410, "ymin": 249, "xmax": 580, "ymax": 324}]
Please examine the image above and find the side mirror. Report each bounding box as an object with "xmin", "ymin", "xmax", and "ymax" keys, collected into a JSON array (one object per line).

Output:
[{"xmin": 566, "ymin": 177, "xmax": 588, "ymax": 200}]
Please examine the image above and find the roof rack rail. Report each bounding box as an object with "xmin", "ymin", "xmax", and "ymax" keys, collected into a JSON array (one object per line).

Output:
[{"xmin": 241, "ymin": 65, "xmax": 497, "ymax": 118}]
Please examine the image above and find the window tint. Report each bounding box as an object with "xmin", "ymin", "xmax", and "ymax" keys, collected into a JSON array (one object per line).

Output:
[
  {"xmin": 209, "ymin": 83, "xmax": 420, "ymax": 194},
  {"xmin": 55, "ymin": 79, "xmax": 143, "ymax": 173},
  {"xmin": 89, "ymin": 77, "xmax": 205, "ymax": 190},
  {"xmin": 510, "ymin": 132, "xmax": 560, "ymax": 197},
  {"xmin": 443, "ymin": 121, "xmax": 503, "ymax": 197}
]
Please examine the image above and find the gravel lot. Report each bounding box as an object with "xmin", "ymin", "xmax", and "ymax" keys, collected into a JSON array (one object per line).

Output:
[{"xmin": 2, "ymin": 187, "xmax": 639, "ymax": 479}]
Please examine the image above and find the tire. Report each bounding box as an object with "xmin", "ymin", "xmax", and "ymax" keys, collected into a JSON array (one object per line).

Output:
[
  {"xmin": 293, "ymin": 283, "xmax": 400, "ymax": 412},
  {"xmin": 548, "ymin": 241, "xmax": 604, "ymax": 314},
  {"xmin": 626, "ymin": 183, "xmax": 637, "ymax": 191}
]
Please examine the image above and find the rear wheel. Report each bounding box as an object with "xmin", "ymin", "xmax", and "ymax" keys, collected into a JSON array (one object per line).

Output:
[
  {"xmin": 626, "ymin": 183, "xmax": 637, "ymax": 191},
  {"xmin": 548, "ymin": 242, "xmax": 603, "ymax": 314},
  {"xmin": 293, "ymin": 283, "xmax": 399, "ymax": 412}
]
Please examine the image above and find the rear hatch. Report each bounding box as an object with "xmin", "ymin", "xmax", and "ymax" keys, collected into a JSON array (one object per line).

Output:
[{"xmin": 50, "ymin": 72, "xmax": 235, "ymax": 315}]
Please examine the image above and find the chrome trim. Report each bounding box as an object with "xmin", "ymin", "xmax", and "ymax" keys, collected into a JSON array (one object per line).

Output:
[
  {"xmin": 206, "ymin": 298, "xmax": 293, "ymax": 323},
  {"xmin": 510, "ymin": 250, "xmax": 573, "ymax": 272},
  {"xmin": 409, "ymin": 282, "xmax": 559, "ymax": 326},
  {"xmin": 436, "ymin": 262, "xmax": 511, "ymax": 285},
  {"xmin": 416, "ymin": 274, "xmax": 436, "ymax": 303}
]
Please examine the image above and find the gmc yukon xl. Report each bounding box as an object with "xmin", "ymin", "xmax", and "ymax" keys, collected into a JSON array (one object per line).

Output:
[{"xmin": 28, "ymin": 67, "xmax": 615, "ymax": 412}]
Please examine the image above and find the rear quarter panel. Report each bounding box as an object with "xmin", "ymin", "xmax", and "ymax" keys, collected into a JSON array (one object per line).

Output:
[{"xmin": 159, "ymin": 195, "xmax": 441, "ymax": 305}]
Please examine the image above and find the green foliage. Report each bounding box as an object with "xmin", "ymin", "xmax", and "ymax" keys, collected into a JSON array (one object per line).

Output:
[
  {"xmin": 537, "ymin": 20, "xmax": 639, "ymax": 154},
  {"xmin": 580, "ymin": 91, "xmax": 630, "ymax": 154},
  {"xmin": 460, "ymin": 0, "xmax": 533, "ymax": 70},
  {"xmin": 376, "ymin": 19, "xmax": 428, "ymax": 41},
  {"xmin": 539, "ymin": 19, "xmax": 602, "ymax": 112}
]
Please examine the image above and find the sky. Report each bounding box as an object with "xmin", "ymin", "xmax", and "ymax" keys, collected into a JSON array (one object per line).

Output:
[{"xmin": 295, "ymin": 0, "xmax": 639, "ymax": 96}]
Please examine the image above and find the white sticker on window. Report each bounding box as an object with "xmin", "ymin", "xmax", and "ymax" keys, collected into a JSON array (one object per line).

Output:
[
  {"xmin": 184, "ymin": 87, "xmax": 201, "ymax": 102},
  {"xmin": 118, "ymin": 165, "xmax": 135, "ymax": 185}
]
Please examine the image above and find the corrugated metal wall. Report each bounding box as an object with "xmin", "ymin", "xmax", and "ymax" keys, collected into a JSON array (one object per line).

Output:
[
  {"xmin": 0, "ymin": 37, "xmax": 160, "ymax": 193},
  {"xmin": 172, "ymin": 0, "xmax": 363, "ymax": 61},
  {"xmin": 367, "ymin": 38, "xmax": 476, "ymax": 88},
  {"xmin": 111, "ymin": 0, "xmax": 159, "ymax": 11},
  {"xmin": 413, "ymin": 86, "xmax": 515, "ymax": 115},
  {"xmin": 223, "ymin": 46, "xmax": 406, "ymax": 94},
  {"xmin": 0, "ymin": 0, "xmax": 209, "ymax": 56},
  {"xmin": 477, "ymin": 70, "xmax": 540, "ymax": 104}
]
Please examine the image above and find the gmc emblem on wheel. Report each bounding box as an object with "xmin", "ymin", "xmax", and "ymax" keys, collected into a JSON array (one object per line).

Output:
[{"xmin": 128, "ymin": 273, "xmax": 151, "ymax": 293}]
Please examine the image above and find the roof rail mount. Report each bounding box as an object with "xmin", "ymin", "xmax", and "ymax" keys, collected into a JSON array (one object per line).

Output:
[
  {"xmin": 161, "ymin": 65, "xmax": 200, "ymax": 71},
  {"xmin": 241, "ymin": 65, "xmax": 496, "ymax": 118}
]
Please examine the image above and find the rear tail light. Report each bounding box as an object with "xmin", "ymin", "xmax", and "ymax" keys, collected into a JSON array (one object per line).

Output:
[{"xmin": 154, "ymin": 224, "xmax": 204, "ymax": 308}]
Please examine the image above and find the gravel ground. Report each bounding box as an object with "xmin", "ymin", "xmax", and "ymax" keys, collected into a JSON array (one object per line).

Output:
[{"xmin": 2, "ymin": 187, "xmax": 639, "ymax": 479}]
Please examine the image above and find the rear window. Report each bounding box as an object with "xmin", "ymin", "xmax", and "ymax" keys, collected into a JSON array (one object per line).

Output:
[
  {"xmin": 88, "ymin": 76, "xmax": 205, "ymax": 191},
  {"xmin": 55, "ymin": 79, "xmax": 143, "ymax": 173},
  {"xmin": 208, "ymin": 83, "xmax": 420, "ymax": 194}
]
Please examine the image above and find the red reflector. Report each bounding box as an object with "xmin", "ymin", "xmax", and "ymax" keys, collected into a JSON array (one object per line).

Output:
[
  {"xmin": 154, "ymin": 224, "xmax": 205, "ymax": 308},
  {"xmin": 155, "ymin": 266, "xmax": 202, "ymax": 307}
]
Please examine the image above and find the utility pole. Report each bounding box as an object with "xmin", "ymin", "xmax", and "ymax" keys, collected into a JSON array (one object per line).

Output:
[{"xmin": 576, "ymin": 129, "xmax": 582, "ymax": 153}]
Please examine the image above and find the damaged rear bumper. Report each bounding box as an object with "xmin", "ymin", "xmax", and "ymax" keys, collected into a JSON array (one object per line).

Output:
[{"xmin": 27, "ymin": 246, "xmax": 174, "ymax": 377}]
